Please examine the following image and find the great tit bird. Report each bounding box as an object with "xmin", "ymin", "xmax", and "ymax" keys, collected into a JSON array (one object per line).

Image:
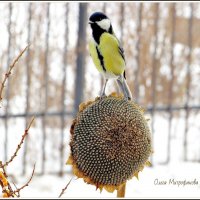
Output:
[{"xmin": 88, "ymin": 12, "xmax": 132, "ymax": 100}]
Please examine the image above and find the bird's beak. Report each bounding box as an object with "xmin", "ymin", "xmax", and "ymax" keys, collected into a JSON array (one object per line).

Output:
[{"xmin": 88, "ymin": 21, "xmax": 94, "ymax": 25}]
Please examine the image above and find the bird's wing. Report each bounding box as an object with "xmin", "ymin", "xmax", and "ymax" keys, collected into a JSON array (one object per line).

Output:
[
  {"xmin": 118, "ymin": 46, "xmax": 125, "ymax": 62},
  {"xmin": 116, "ymin": 36, "xmax": 126, "ymax": 78},
  {"xmin": 99, "ymin": 33, "xmax": 126, "ymax": 76},
  {"xmin": 112, "ymin": 32, "xmax": 126, "ymax": 62},
  {"xmin": 123, "ymin": 70, "xmax": 126, "ymax": 79},
  {"xmin": 119, "ymin": 46, "xmax": 126, "ymax": 80}
]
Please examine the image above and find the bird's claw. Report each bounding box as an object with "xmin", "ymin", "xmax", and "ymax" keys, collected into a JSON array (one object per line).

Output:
[
  {"xmin": 124, "ymin": 97, "xmax": 129, "ymax": 101},
  {"xmin": 100, "ymin": 94, "xmax": 106, "ymax": 100},
  {"xmin": 124, "ymin": 96, "xmax": 132, "ymax": 101}
]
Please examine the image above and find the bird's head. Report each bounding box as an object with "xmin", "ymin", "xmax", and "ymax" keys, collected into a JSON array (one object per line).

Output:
[{"xmin": 89, "ymin": 12, "xmax": 111, "ymax": 32}]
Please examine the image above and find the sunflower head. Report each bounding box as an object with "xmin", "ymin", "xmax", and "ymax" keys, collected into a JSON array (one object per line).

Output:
[{"xmin": 67, "ymin": 93, "xmax": 152, "ymax": 193}]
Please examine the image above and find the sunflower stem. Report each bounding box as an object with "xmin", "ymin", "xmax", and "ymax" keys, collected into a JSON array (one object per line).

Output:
[{"xmin": 117, "ymin": 182, "xmax": 126, "ymax": 198}]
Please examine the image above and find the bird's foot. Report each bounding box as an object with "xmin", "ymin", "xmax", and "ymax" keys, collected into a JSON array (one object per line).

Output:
[
  {"xmin": 124, "ymin": 96, "xmax": 132, "ymax": 101},
  {"xmin": 100, "ymin": 94, "xmax": 107, "ymax": 100},
  {"xmin": 124, "ymin": 96, "xmax": 134, "ymax": 102},
  {"xmin": 124, "ymin": 97, "xmax": 129, "ymax": 101}
]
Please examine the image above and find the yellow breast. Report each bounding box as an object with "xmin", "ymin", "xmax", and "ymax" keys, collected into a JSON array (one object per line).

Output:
[
  {"xmin": 99, "ymin": 33, "xmax": 125, "ymax": 76},
  {"xmin": 89, "ymin": 33, "xmax": 125, "ymax": 78}
]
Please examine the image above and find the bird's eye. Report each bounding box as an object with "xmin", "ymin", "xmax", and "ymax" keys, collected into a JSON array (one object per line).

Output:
[{"xmin": 99, "ymin": 18, "xmax": 101, "ymax": 21}]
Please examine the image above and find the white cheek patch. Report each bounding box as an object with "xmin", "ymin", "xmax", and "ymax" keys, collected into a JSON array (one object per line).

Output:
[{"xmin": 96, "ymin": 19, "xmax": 111, "ymax": 31}]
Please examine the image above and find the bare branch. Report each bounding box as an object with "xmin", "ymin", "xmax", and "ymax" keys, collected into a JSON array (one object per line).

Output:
[
  {"xmin": 2, "ymin": 117, "xmax": 35, "ymax": 168},
  {"xmin": 0, "ymin": 44, "xmax": 30, "ymax": 105},
  {"xmin": 0, "ymin": 44, "xmax": 35, "ymax": 198},
  {"xmin": 0, "ymin": 119, "xmax": 35, "ymax": 198},
  {"xmin": 12, "ymin": 181, "xmax": 20, "ymax": 197},
  {"xmin": 58, "ymin": 177, "xmax": 73, "ymax": 198},
  {"xmin": 12, "ymin": 164, "xmax": 36, "ymax": 196}
]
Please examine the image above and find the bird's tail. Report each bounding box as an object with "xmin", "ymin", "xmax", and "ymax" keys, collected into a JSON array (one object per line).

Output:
[{"xmin": 117, "ymin": 75, "xmax": 132, "ymax": 100}]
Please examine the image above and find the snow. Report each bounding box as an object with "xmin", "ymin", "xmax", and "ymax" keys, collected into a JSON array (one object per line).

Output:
[
  {"xmin": 1, "ymin": 114, "xmax": 200, "ymax": 198},
  {"xmin": 0, "ymin": 2, "xmax": 200, "ymax": 198},
  {"xmin": 13, "ymin": 162, "xmax": 200, "ymax": 198}
]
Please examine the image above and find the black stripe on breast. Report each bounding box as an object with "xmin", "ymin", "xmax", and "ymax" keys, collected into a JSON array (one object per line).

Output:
[{"xmin": 96, "ymin": 46, "xmax": 106, "ymax": 72}]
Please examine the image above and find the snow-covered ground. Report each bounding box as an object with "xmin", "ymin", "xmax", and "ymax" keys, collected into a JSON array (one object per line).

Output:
[
  {"xmin": 0, "ymin": 113, "xmax": 200, "ymax": 198},
  {"xmin": 14, "ymin": 162, "xmax": 200, "ymax": 198}
]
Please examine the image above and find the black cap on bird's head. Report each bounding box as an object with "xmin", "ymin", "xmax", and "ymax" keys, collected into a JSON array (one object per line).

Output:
[
  {"xmin": 89, "ymin": 12, "xmax": 112, "ymax": 32},
  {"xmin": 89, "ymin": 12, "xmax": 108, "ymax": 23}
]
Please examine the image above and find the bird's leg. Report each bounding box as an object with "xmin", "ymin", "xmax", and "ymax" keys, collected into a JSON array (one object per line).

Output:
[
  {"xmin": 116, "ymin": 77, "xmax": 128, "ymax": 100},
  {"xmin": 117, "ymin": 75, "xmax": 132, "ymax": 101},
  {"xmin": 100, "ymin": 78, "xmax": 108, "ymax": 98}
]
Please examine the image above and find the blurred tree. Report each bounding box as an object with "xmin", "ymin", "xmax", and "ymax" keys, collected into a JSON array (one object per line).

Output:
[
  {"xmin": 74, "ymin": 3, "xmax": 88, "ymax": 114},
  {"xmin": 1, "ymin": 2, "xmax": 200, "ymax": 173},
  {"xmin": 2, "ymin": 2, "xmax": 199, "ymax": 111}
]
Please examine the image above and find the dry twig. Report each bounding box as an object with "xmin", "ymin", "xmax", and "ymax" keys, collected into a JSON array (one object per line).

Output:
[
  {"xmin": 12, "ymin": 164, "xmax": 36, "ymax": 197},
  {"xmin": 0, "ymin": 164, "xmax": 35, "ymax": 198},
  {"xmin": 0, "ymin": 44, "xmax": 36, "ymax": 198},
  {"xmin": 0, "ymin": 44, "xmax": 30, "ymax": 105},
  {"xmin": 1, "ymin": 117, "xmax": 35, "ymax": 168},
  {"xmin": 58, "ymin": 177, "xmax": 73, "ymax": 198},
  {"xmin": 0, "ymin": 117, "xmax": 35, "ymax": 197}
]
